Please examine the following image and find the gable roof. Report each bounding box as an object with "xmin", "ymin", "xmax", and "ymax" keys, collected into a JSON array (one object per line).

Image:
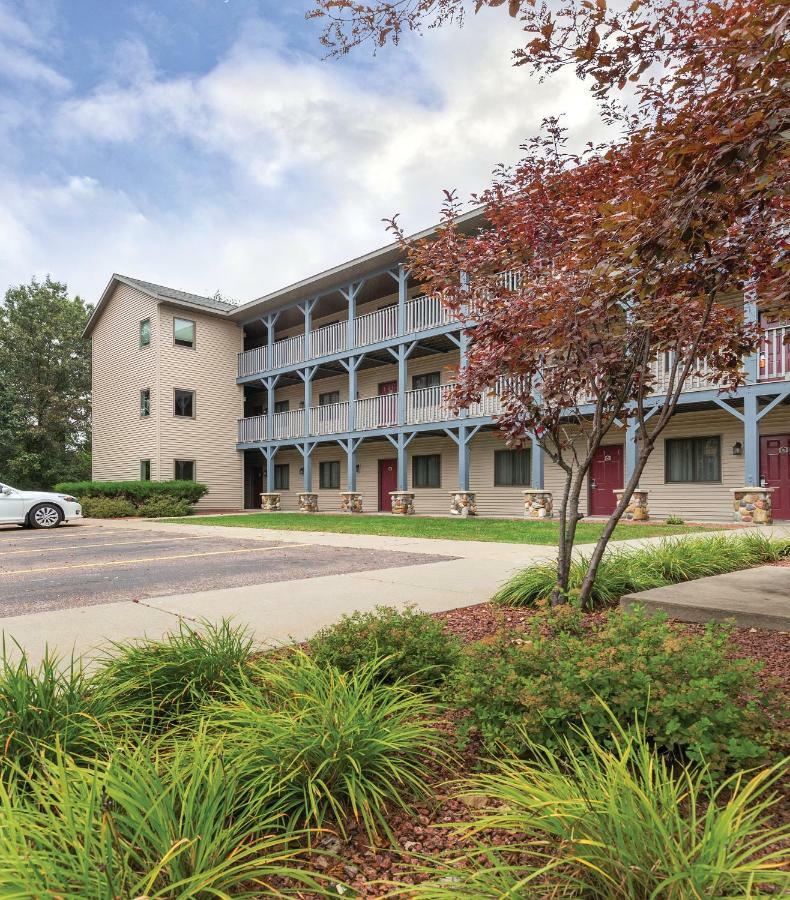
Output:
[{"xmin": 83, "ymin": 274, "xmax": 236, "ymax": 337}]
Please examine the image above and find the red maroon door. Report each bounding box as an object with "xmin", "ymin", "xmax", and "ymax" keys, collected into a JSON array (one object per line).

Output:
[
  {"xmin": 761, "ymin": 435, "xmax": 790, "ymax": 520},
  {"xmin": 589, "ymin": 445, "xmax": 624, "ymax": 516},
  {"xmin": 379, "ymin": 458, "xmax": 397, "ymax": 511},
  {"xmin": 378, "ymin": 380, "xmax": 398, "ymax": 427}
]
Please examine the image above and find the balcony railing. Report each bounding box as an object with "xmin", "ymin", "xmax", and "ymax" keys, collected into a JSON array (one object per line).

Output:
[
  {"xmin": 238, "ymin": 290, "xmax": 463, "ymax": 378},
  {"xmin": 760, "ymin": 324, "xmax": 790, "ymax": 380}
]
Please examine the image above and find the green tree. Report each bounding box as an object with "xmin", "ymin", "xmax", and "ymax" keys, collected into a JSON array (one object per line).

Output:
[{"xmin": 0, "ymin": 278, "xmax": 93, "ymax": 489}]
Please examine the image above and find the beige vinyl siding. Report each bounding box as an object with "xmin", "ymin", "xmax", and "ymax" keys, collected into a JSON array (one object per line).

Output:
[
  {"xmin": 157, "ymin": 305, "xmax": 244, "ymax": 509},
  {"xmin": 92, "ymin": 284, "xmax": 160, "ymax": 481}
]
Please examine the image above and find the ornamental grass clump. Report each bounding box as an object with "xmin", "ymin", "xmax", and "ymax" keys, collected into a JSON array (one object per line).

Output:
[
  {"xmin": 92, "ymin": 619, "xmax": 255, "ymax": 732},
  {"xmin": 450, "ymin": 606, "xmax": 777, "ymax": 773},
  {"xmin": 494, "ymin": 533, "xmax": 790, "ymax": 608},
  {"xmin": 0, "ymin": 735, "xmax": 323, "ymax": 898},
  {"xmin": 403, "ymin": 719, "xmax": 790, "ymax": 898},
  {"xmin": 0, "ymin": 642, "xmax": 114, "ymax": 776},
  {"xmin": 208, "ymin": 652, "xmax": 446, "ymax": 842},
  {"xmin": 308, "ymin": 605, "xmax": 461, "ymax": 688}
]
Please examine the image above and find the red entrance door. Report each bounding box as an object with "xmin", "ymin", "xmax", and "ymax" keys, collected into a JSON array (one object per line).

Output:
[
  {"xmin": 378, "ymin": 381, "xmax": 397, "ymax": 427},
  {"xmin": 379, "ymin": 458, "xmax": 397, "ymax": 511},
  {"xmin": 761, "ymin": 434, "xmax": 790, "ymax": 520},
  {"xmin": 589, "ymin": 445, "xmax": 624, "ymax": 516}
]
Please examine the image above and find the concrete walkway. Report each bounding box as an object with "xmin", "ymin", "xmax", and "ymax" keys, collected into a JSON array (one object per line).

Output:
[
  {"xmin": 621, "ymin": 564, "xmax": 790, "ymax": 630},
  {"xmin": 3, "ymin": 518, "xmax": 789, "ymax": 663}
]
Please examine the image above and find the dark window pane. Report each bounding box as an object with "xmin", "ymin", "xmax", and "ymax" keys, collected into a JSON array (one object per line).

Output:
[
  {"xmin": 320, "ymin": 460, "xmax": 341, "ymax": 489},
  {"xmin": 412, "ymin": 372, "xmax": 441, "ymax": 390},
  {"xmin": 140, "ymin": 319, "xmax": 151, "ymax": 347},
  {"xmin": 174, "ymin": 460, "xmax": 195, "ymax": 481},
  {"xmin": 140, "ymin": 460, "xmax": 151, "ymax": 481},
  {"xmin": 413, "ymin": 454, "xmax": 441, "ymax": 488},
  {"xmin": 140, "ymin": 388, "xmax": 150, "ymax": 417},
  {"xmin": 174, "ymin": 389, "xmax": 195, "ymax": 417},
  {"xmin": 174, "ymin": 317, "xmax": 195, "ymax": 348},
  {"xmin": 494, "ymin": 449, "xmax": 531, "ymax": 486},
  {"xmin": 666, "ymin": 437, "xmax": 721, "ymax": 483},
  {"xmin": 274, "ymin": 400, "xmax": 290, "ymax": 414},
  {"xmin": 319, "ymin": 391, "xmax": 340, "ymax": 406},
  {"xmin": 274, "ymin": 464, "xmax": 289, "ymax": 490}
]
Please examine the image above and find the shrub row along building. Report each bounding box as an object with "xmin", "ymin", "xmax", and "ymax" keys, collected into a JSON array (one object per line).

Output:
[{"xmin": 85, "ymin": 212, "xmax": 790, "ymax": 523}]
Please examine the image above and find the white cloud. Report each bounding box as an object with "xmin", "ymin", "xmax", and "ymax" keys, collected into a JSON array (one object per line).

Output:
[{"xmin": 1, "ymin": 12, "xmax": 610, "ymax": 303}]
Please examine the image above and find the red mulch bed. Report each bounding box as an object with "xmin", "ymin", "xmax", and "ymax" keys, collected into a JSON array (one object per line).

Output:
[{"xmin": 302, "ymin": 602, "xmax": 789, "ymax": 897}]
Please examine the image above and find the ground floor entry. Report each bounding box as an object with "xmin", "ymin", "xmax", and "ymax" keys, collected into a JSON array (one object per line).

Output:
[
  {"xmin": 589, "ymin": 445, "xmax": 624, "ymax": 516},
  {"xmin": 761, "ymin": 434, "xmax": 790, "ymax": 520},
  {"xmin": 378, "ymin": 458, "xmax": 397, "ymax": 511}
]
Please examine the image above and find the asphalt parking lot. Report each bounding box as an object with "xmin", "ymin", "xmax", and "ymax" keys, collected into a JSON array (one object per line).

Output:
[{"xmin": 0, "ymin": 522, "xmax": 451, "ymax": 617}]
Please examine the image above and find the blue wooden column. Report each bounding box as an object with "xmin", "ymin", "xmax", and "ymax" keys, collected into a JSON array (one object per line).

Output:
[
  {"xmin": 298, "ymin": 366, "xmax": 317, "ymax": 438},
  {"xmin": 397, "ymin": 265, "xmax": 408, "ymax": 336},
  {"xmin": 743, "ymin": 292, "xmax": 760, "ymax": 383},
  {"xmin": 298, "ymin": 442, "xmax": 315, "ymax": 492},
  {"xmin": 625, "ymin": 418, "xmax": 638, "ymax": 483},
  {"xmin": 743, "ymin": 392, "xmax": 759, "ymax": 486},
  {"xmin": 301, "ymin": 298, "xmax": 317, "ymax": 361},
  {"xmin": 342, "ymin": 282, "xmax": 360, "ymax": 351},
  {"xmin": 530, "ymin": 437, "xmax": 544, "ymax": 489},
  {"xmin": 445, "ymin": 425, "xmax": 483, "ymax": 491},
  {"xmin": 260, "ymin": 445, "xmax": 278, "ymax": 493},
  {"xmin": 261, "ymin": 312, "xmax": 279, "ymax": 368},
  {"xmin": 340, "ymin": 437, "xmax": 363, "ymax": 491},
  {"xmin": 263, "ymin": 374, "xmax": 280, "ymax": 440},
  {"xmin": 340, "ymin": 355, "xmax": 364, "ymax": 432}
]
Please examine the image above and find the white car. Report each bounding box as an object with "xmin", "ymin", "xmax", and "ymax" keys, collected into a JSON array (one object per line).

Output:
[{"xmin": 0, "ymin": 482, "xmax": 82, "ymax": 529}]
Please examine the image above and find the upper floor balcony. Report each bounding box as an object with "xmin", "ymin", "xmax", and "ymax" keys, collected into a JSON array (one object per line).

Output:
[{"xmin": 237, "ymin": 291, "xmax": 458, "ymax": 380}]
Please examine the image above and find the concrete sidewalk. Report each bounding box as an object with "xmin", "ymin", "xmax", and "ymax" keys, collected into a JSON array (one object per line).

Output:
[{"xmin": 4, "ymin": 518, "xmax": 788, "ymax": 664}]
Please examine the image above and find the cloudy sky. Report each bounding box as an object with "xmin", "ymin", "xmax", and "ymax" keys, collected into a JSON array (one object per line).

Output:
[{"xmin": 0, "ymin": 0, "xmax": 605, "ymax": 304}]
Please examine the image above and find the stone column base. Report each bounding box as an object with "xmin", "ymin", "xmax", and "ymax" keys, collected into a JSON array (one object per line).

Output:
[
  {"xmin": 340, "ymin": 491, "xmax": 363, "ymax": 514},
  {"xmin": 523, "ymin": 489, "xmax": 553, "ymax": 518},
  {"xmin": 390, "ymin": 491, "xmax": 415, "ymax": 515},
  {"xmin": 298, "ymin": 492, "xmax": 319, "ymax": 513},
  {"xmin": 260, "ymin": 493, "xmax": 281, "ymax": 512},
  {"xmin": 450, "ymin": 491, "xmax": 477, "ymax": 516},
  {"xmin": 614, "ymin": 489, "xmax": 649, "ymax": 521},
  {"xmin": 731, "ymin": 487, "xmax": 774, "ymax": 524}
]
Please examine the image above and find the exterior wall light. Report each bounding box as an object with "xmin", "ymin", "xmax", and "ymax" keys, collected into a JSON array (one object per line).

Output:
[{"xmin": 732, "ymin": 441, "xmax": 743, "ymax": 456}]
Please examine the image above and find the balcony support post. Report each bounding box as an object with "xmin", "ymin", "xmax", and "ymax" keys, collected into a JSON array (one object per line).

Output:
[
  {"xmin": 388, "ymin": 341, "xmax": 418, "ymax": 427},
  {"xmin": 300, "ymin": 298, "xmax": 318, "ymax": 361},
  {"xmin": 743, "ymin": 289, "xmax": 760, "ymax": 383},
  {"xmin": 444, "ymin": 424, "xmax": 482, "ymax": 492},
  {"xmin": 397, "ymin": 265, "xmax": 408, "ymax": 336},
  {"xmin": 528, "ymin": 433, "xmax": 545, "ymax": 489},
  {"xmin": 260, "ymin": 445, "xmax": 279, "ymax": 494},
  {"xmin": 339, "ymin": 354, "xmax": 364, "ymax": 433},
  {"xmin": 341, "ymin": 281, "xmax": 362, "ymax": 351},
  {"xmin": 262, "ymin": 374, "xmax": 280, "ymax": 441},
  {"xmin": 297, "ymin": 366, "xmax": 318, "ymax": 437},
  {"xmin": 744, "ymin": 392, "xmax": 759, "ymax": 486},
  {"xmin": 625, "ymin": 417, "xmax": 637, "ymax": 484},
  {"xmin": 298, "ymin": 442, "xmax": 315, "ymax": 493},
  {"xmin": 260, "ymin": 312, "xmax": 280, "ymax": 371},
  {"xmin": 339, "ymin": 436, "xmax": 364, "ymax": 492},
  {"xmin": 386, "ymin": 431, "xmax": 417, "ymax": 492}
]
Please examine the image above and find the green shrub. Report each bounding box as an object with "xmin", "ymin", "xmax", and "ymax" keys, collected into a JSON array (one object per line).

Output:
[
  {"xmin": 0, "ymin": 644, "xmax": 113, "ymax": 775},
  {"xmin": 308, "ymin": 605, "xmax": 461, "ymax": 688},
  {"xmin": 138, "ymin": 496, "xmax": 192, "ymax": 518},
  {"xmin": 0, "ymin": 736, "xmax": 321, "ymax": 897},
  {"xmin": 665, "ymin": 514, "xmax": 685, "ymax": 525},
  {"xmin": 494, "ymin": 533, "xmax": 788, "ymax": 608},
  {"xmin": 54, "ymin": 479, "xmax": 207, "ymax": 505},
  {"xmin": 209, "ymin": 652, "xmax": 446, "ymax": 841},
  {"xmin": 449, "ymin": 606, "xmax": 777, "ymax": 772},
  {"xmin": 80, "ymin": 496, "xmax": 137, "ymax": 518},
  {"xmin": 405, "ymin": 719, "xmax": 790, "ymax": 898},
  {"xmin": 93, "ymin": 620, "xmax": 255, "ymax": 732}
]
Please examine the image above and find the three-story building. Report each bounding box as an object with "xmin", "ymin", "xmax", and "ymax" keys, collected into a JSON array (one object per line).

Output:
[{"xmin": 85, "ymin": 213, "xmax": 790, "ymax": 522}]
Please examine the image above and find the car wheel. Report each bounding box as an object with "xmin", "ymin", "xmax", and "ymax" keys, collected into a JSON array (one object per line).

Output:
[{"xmin": 29, "ymin": 503, "xmax": 63, "ymax": 529}]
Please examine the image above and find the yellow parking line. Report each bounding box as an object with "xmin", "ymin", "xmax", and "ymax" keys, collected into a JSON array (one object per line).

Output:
[
  {"xmin": 0, "ymin": 536, "xmax": 199, "ymax": 556},
  {"xmin": 2, "ymin": 543, "xmax": 301, "ymax": 576}
]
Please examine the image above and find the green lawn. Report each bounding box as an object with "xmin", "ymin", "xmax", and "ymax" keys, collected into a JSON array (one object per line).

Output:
[{"xmin": 164, "ymin": 512, "xmax": 720, "ymax": 545}]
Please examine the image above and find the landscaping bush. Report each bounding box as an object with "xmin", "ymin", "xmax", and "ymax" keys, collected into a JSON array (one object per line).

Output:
[
  {"xmin": 308, "ymin": 605, "xmax": 461, "ymax": 688},
  {"xmin": 80, "ymin": 496, "xmax": 137, "ymax": 518},
  {"xmin": 0, "ymin": 736, "xmax": 321, "ymax": 897},
  {"xmin": 494, "ymin": 532, "xmax": 790, "ymax": 607},
  {"xmin": 0, "ymin": 644, "xmax": 113, "ymax": 775},
  {"xmin": 54, "ymin": 479, "xmax": 208, "ymax": 506},
  {"xmin": 405, "ymin": 719, "xmax": 790, "ymax": 898},
  {"xmin": 209, "ymin": 652, "xmax": 446, "ymax": 841},
  {"xmin": 137, "ymin": 496, "xmax": 192, "ymax": 518},
  {"xmin": 449, "ymin": 606, "xmax": 777, "ymax": 772},
  {"xmin": 92, "ymin": 620, "xmax": 255, "ymax": 732}
]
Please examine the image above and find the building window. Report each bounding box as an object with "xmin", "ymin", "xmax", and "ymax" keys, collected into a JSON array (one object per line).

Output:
[
  {"xmin": 174, "ymin": 459, "xmax": 195, "ymax": 481},
  {"xmin": 273, "ymin": 464, "xmax": 289, "ymax": 490},
  {"xmin": 413, "ymin": 454, "xmax": 441, "ymax": 488},
  {"xmin": 174, "ymin": 389, "xmax": 195, "ymax": 418},
  {"xmin": 139, "ymin": 319, "xmax": 151, "ymax": 347},
  {"xmin": 140, "ymin": 459, "xmax": 151, "ymax": 481},
  {"xmin": 173, "ymin": 317, "xmax": 195, "ymax": 348},
  {"xmin": 320, "ymin": 460, "xmax": 341, "ymax": 489},
  {"xmin": 319, "ymin": 391, "xmax": 340, "ymax": 406},
  {"xmin": 494, "ymin": 449, "xmax": 531, "ymax": 486},
  {"xmin": 140, "ymin": 388, "xmax": 151, "ymax": 417},
  {"xmin": 665, "ymin": 436, "xmax": 721, "ymax": 483},
  {"xmin": 274, "ymin": 400, "xmax": 290, "ymax": 414},
  {"xmin": 412, "ymin": 372, "xmax": 441, "ymax": 391}
]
